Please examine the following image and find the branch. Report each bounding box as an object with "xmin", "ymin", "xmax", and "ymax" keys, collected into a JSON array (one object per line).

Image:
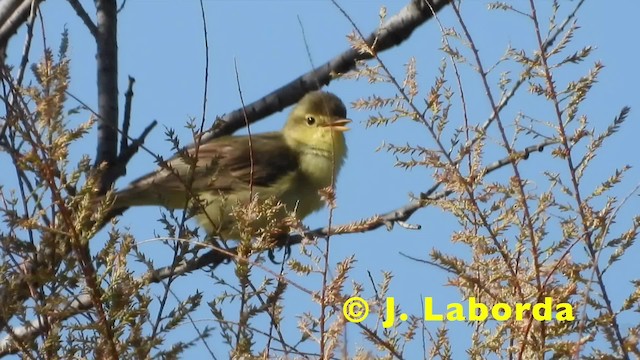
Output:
[
  {"xmin": 197, "ymin": 0, "xmax": 451, "ymax": 143},
  {"xmin": 94, "ymin": 0, "xmax": 119, "ymax": 192},
  {"xmin": 0, "ymin": 294, "xmax": 93, "ymax": 356},
  {"xmin": 0, "ymin": 0, "xmax": 41, "ymax": 62},
  {"xmin": 67, "ymin": 0, "xmax": 98, "ymax": 37}
]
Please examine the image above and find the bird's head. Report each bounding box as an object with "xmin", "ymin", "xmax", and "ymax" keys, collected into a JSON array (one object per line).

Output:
[{"xmin": 283, "ymin": 91, "xmax": 350, "ymax": 156}]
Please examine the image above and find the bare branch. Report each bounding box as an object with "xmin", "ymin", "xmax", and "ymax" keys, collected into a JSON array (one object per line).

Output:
[
  {"xmin": 120, "ymin": 75, "xmax": 134, "ymax": 152},
  {"xmin": 0, "ymin": 0, "xmax": 41, "ymax": 60},
  {"xmin": 197, "ymin": 0, "xmax": 451, "ymax": 143},
  {"xmin": 94, "ymin": 0, "xmax": 119, "ymax": 191},
  {"xmin": 67, "ymin": 0, "xmax": 98, "ymax": 37}
]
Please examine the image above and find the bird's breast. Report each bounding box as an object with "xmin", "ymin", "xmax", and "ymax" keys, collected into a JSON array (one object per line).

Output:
[
  {"xmin": 298, "ymin": 150, "xmax": 343, "ymax": 189},
  {"xmin": 275, "ymin": 151, "xmax": 344, "ymax": 221}
]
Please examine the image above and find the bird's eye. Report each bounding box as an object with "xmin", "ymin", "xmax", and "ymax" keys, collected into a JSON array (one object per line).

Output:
[{"xmin": 306, "ymin": 116, "xmax": 316, "ymax": 126}]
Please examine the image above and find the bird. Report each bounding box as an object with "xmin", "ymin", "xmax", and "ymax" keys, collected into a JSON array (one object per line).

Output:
[{"xmin": 105, "ymin": 91, "xmax": 350, "ymax": 241}]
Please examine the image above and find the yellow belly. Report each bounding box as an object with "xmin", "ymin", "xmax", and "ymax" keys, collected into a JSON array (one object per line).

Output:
[{"xmin": 195, "ymin": 171, "xmax": 324, "ymax": 241}]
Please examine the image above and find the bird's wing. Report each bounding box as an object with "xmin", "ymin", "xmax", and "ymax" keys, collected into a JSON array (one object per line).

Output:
[{"xmin": 126, "ymin": 132, "xmax": 300, "ymax": 195}]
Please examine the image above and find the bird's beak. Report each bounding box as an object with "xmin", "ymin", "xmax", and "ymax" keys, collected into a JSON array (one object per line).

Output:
[{"xmin": 325, "ymin": 118, "xmax": 351, "ymax": 132}]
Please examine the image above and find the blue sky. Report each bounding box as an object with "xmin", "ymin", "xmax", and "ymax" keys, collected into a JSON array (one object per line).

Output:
[{"xmin": 4, "ymin": 0, "xmax": 640, "ymax": 358}]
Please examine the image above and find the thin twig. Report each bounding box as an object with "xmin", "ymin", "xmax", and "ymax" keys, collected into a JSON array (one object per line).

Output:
[
  {"xmin": 120, "ymin": 76, "xmax": 135, "ymax": 153},
  {"xmin": 67, "ymin": 0, "xmax": 98, "ymax": 38}
]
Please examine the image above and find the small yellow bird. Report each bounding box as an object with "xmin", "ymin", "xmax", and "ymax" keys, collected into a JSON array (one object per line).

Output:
[{"xmin": 108, "ymin": 91, "xmax": 350, "ymax": 240}]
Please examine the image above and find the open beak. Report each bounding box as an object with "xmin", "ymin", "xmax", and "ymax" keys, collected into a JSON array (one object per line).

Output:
[{"xmin": 325, "ymin": 118, "xmax": 352, "ymax": 132}]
